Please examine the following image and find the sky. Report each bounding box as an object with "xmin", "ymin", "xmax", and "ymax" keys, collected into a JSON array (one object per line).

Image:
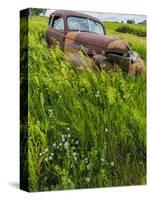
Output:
[
  {"xmin": 84, "ymin": 11, "xmax": 146, "ymax": 23},
  {"xmin": 46, "ymin": 9, "xmax": 146, "ymax": 24}
]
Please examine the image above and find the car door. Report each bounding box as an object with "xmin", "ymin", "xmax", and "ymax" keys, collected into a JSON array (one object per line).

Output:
[{"xmin": 46, "ymin": 14, "xmax": 65, "ymax": 49}]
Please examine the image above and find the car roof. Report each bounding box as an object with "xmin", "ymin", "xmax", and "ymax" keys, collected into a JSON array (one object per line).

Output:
[{"xmin": 50, "ymin": 10, "xmax": 101, "ymax": 23}]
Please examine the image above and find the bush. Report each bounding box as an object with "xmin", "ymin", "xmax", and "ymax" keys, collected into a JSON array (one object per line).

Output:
[{"xmin": 116, "ymin": 25, "xmax": 146, "ymax": 37}]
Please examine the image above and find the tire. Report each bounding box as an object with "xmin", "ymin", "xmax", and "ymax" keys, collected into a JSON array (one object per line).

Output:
[{"xmin": 93, "ymin": 54, "xmax": 113, "ymax": 70}]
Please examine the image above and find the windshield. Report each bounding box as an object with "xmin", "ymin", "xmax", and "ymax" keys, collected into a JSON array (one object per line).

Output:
[{"xmin": 67, "ymin": 16, "xmax": 104, "ymax": 35}]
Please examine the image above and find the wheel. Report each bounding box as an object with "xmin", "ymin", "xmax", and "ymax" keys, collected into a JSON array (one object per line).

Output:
[
  {"xmin": 66, "ymin": 53, "xmax": 93, "ymax": 71},
  {"xmin": 93, "ymin": 54, "xmax": 113, "ymax": 70}
]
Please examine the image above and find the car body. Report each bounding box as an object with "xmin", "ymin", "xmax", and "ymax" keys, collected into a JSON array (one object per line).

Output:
[{"xmin": 45, "ymin": 10, "xmax": 145, "ymax": 75}]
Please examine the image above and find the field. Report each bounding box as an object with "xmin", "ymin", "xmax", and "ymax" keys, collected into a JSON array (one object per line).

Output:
[{"xmin": 20, "ymin": 15, "xmax": 146, "ymax": 192}]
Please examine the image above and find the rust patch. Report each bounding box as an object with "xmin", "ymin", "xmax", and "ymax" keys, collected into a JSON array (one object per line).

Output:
[
  {"xmin": 106, "ymin": 40, "xmax": 129, "ymax": 55},
  {"xmin": 107, "ymin": 40, "xmax": 127, "ymax": 49},
  {"xmin": 66, "ymin": 32, "xmax": 80, "ymax": 40},
  {"xmin": 64, "ymin": 32, "xmax": 81, "ymax": 53},
  {"xmin": 128, "ymin": 58, "xmax": 145, "ymax": 76}
]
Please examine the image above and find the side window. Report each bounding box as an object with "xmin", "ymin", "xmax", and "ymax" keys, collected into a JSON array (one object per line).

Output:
[{"xmin": 52, "ymin": 16, "xmax": 64, "ymax": 31}]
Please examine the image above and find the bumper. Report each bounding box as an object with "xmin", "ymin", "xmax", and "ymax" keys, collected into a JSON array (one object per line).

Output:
[{"xmin": 106, "ymin": 51, "xmax": 139, "ymax": 72}]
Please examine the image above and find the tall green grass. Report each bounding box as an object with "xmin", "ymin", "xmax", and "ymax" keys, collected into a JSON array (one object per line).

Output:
[{"xmin": 21, "ymin": 16, "xmax": 146, "ymax": 192}]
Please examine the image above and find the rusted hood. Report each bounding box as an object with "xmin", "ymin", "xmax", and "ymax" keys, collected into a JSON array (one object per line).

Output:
[
  {"xmin": 66, "ymin": 32, "xmax": 130, "ymax": 54},
  {"xmin": 106, "ymin": 40, "xmax": 130, "ymax": 55},
  {"xmin": 66, "ymin": 32, "xmax": 116, "ymax": 48}
]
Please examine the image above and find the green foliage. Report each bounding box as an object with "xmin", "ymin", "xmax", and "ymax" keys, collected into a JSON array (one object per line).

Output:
[
  {"xmin": 116, "ymin": 25, "xmax": 146, "ymax": 37},
  {"xmin": 21, "ymin": 16, "xmax": 146, "ymax": 191},
  {"xmin": 30, "ymin": 8, "xmax": 47, "ymax": 16}
]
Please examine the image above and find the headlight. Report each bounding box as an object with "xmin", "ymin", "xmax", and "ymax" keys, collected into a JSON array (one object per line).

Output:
[{"xmin": 131, "ymin": 51, "xmax": 138, "ymax": 62}]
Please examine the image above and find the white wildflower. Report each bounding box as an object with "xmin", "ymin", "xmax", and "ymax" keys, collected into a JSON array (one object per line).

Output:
[
  {"xmin": 61, "ymin": 134, "xmax": 65, "ymax": 142},
  {"xmin": 105, "ymin": 128, "xmax": 108, "ymax": 132},
  {"xmin": 49, "ymin": 109, "xmax": 53, "ymax": 113},
  {"xmin": 72, "ymin": 146, "xmax": 76, "ymax": 150},
  {"xmin": 44, "ymin": 148, "xmax": 49, "ymax": 152},
  {"xmin": 73, "ymin": 152, "xmax": 77, "ymax": 156},
  {"xmin": 87, "ymin": 164, "xmax": 91, "ymax": 170},
  {"xmin": 85, "ymin": 177, "xmax": 90, "ymax": 183},
  {"xmin": 73, "ymin": 152, "xmax": 77, "ymax": 160},
  {"xmin": 37, "ymin": 120, "xmax": 40, "ymax": 125},
  {"xmin": 53, "ymin": 143, "xmax": 56, "ymax": 148},
  {"xmin": 95, "ymin": 94, "xmax": 100, "ymax": 98},
  {"xmin": 59, "ymin": 142, "xmax": 63, "ymax": 147},
  {"xmin": 49, "ymin": 156, "xmax": 53, "ymax": 161},
  {"xmin": 101, "ymin": 157, "xmax": 104, "ymax": 162},
  {"xmin": 84, "ymin": 158, "xmax": 88, "ymax": 164},
  {"xmin": 75, "ymin": 140, "xmax": 79, "ymax": 145},
  {"xmin": 67, "ymin": 127, "xmax": 70, "ymax": 131},
  {"xmin": 45, "ymin": 157, "xmax": 49, "ymax": 162},
  {"xmin": 74, "ymin": 156, "xmax": 77, "ymax": 161},
  {"xmin": 95, "ymin": 91, "xmax": 100, "ymax": 98},
  {"xmin": 64, "ymin": 141, "xmax": 70, "ymax": 149},
  {"xmin": 39, "ymin": 152, "xmax": 43, "ymax": 156},
  {"xmin": 110, "ymin": 161, "xmax": 114, "ymax": 167}
]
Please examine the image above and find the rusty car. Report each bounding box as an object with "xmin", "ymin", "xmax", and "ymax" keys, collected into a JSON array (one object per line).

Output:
[{"xmin": 45, "ymin": 10, "xmax": 145, "ymax": 75}]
